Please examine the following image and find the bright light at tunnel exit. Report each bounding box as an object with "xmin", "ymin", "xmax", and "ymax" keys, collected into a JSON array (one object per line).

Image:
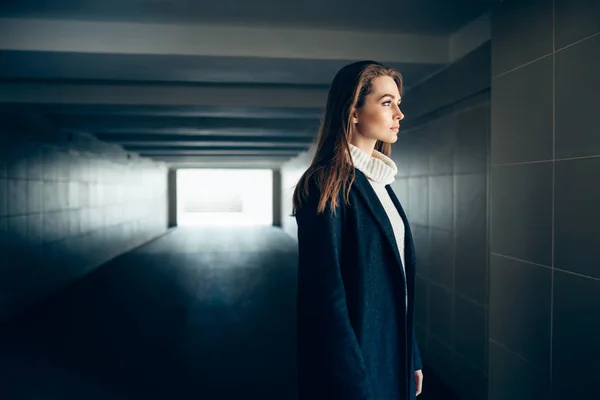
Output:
[{"xmin": 177, "ymin": 169, "xmax": 273, "ymax": 226}]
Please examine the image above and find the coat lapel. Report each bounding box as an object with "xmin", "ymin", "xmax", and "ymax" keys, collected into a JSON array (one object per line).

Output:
[
  {"xmin": 352, "ymin": 170, "xmax": 404, "ymax": 271},
  {"xmin": 386, "ymin": 186, "xmax": 416, "ymax": 282}
]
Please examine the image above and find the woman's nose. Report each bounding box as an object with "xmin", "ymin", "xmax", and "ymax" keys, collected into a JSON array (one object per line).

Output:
[{"xmin": 393, "ymin": 103, "xmax": 404, "ymax": 120}]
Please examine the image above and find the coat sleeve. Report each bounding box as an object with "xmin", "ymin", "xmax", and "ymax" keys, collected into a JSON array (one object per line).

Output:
[{"xmin": 295, "ymin": 201, "xmax": 372, "ymax": 400}]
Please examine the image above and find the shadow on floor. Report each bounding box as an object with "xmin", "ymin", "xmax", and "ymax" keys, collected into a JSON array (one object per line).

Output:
[{"xmin": 0, "ymin": 226, "xmax": 459, "ymax": 399}]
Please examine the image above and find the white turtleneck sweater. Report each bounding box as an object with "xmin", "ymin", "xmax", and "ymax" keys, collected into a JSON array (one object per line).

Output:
[{"xmin": 348, "ymin": 143, "xmax": 408, "ymax": 308}]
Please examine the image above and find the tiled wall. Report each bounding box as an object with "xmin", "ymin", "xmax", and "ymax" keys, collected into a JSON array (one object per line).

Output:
[
  {"xmin": 0, "ymin": 113, "xmax": 168, "ymax": 322},
  {"xmin": 392, "ymin": 43, "xmax": 491, "ymax": 400},
  {"xmin": 490, "ymin": 0, "xmax": 600, "ymax": 398}
]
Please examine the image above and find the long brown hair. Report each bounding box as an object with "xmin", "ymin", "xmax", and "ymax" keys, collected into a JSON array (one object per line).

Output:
[{"xmin": 292, "ymin": 61, "xmax": 403, "ymax": 216}]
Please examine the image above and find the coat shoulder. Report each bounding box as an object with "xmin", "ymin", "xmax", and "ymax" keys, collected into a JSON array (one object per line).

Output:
[{"xmin": 295, "ymin": 175, "xmax": 349, "ymax": 219}]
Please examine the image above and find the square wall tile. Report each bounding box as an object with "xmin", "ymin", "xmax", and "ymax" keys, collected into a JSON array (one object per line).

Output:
[
  {"xmin": 56, "ymin": 182, "xmax": 69, "ymax": 210},
  {"xmin": 490, "ymin": 255, "xmax": 551, "ymax": 368},
  {"xmin": 408, "ymin": 177, "xmax": 429, "ymax": 226},
  {"xmin": 454, "ymin": 104, "xmax": 490, "ymax": 174},
  {"xmin": 0, "ymin": 141, "xmax": 7, "ymax": 178},
  {"xmin": 68, "ymin": 210, "xmax": 81, "ymax": 237},
  {"xmin": 0, "ymin": 217, "xmax": 7, "ymax": 249},
  {"xmin": 445, "ymin": 42, "xmax": 491, "ymax": 104},
  {"xmin": 415, "ymin": 275, "xmax": 429, "ymax": 327},
  {"xmin": 429, "ymin": 175, "xmax": 453, "ymax": 230},
  {"xmin": 489, "ymin": 341, "xmax": 551, "ymax": 400},
  {"xmin": 42, "ymin": 147, "xmax": 59, "ymax": 181},
  {"xmin": 427, "ymin": 335, "xmax": 457, "ymax": 384},
  {"xmin": 491, "ymin": 162, "xmax": 553, "ymax": 266},
  {"xmin": 79, "ymin": 183, "xmax": 90, "ymax": 208},
  {"xmin": 415, "ymin": 324, "xmax": 427, "ymax": 354},
  {"xmin": 412, "ymin": 225, "xmax": 430, "ymax": 278},
  {"xmin": 55, "ymin": 151, "xmax": 71, "ymax": 181},
  {"xmin": 43, "ymin": 181, "xmax": 60, "ymax": 213},
  {"xmin": 555, "ymin": 157, "xmax": 600, "ymax": 278},
  {"xmin": 455, "ymin": 296, "xmax": 487, "ymax": 372},
  {"xmin": 43, "ymin": 211, "xmax": 69, "ymax": 243},
  {"xmin": 555, "ymin": 0, "xmax": 600, "ymax": 49},
  {"xmin": 392, "ymin": 136, "xmax": 410, "ymax": 178},
  {"xmin": 429, "ymin": 228, "xmax": 454, "ymax": 288},
  {"xmin": 0, "ymin": 178, "xmax": 6, "ymax": 216},
  {"xmin": 68, "ymin": 181, "xmax": 80, "ymax": 209},
  {"xmin": 428, "ymin": 116, "xmax": 455, "ymax": 175},
  {"xmin": 27, "ymin": 213, "xmax": 44, "ymax": 245},
  {"xmin": 491, "ymin": 56, "xmax": 553, "ymax": 165},
  {"xmin": 455, "ymin": 173, "xmax": 488, "ymax": 304},
  {"xmin": 6, "ymin": 215, "xmax": 28, "ymax": 247},
  {"xmin": 429, "ymin": 284, "xmax": 454, "ymax": 347},
  {"xmin": 27, "ymin": 145, "xmax": 44, "ymax": 180},
  {"xmin": 408, "ymin": 129, "xmax": 430, "ymax": 177},
  {"xmin": 555, "ymin": 33, "xmax": 600, "ymax": 159},
  {"xmin": 27, "ymin": 180, "xmax": 43, "ymax": 214},
  {"xmin": 7, "ymin": 179, "xmax": 28, "ymax": 216},
  {"xmin": 552, "ymin": 271, "xmax": 600, "ymax": 400},
  {"xmin": 5, "ymin": 143, "xmax": 29, "ymax": 179},
  {"xmin": 455, "ymin": 354, "xmax": 488, "ymax": 400},
  {"xmin": 491, "ymin": 0, "xmax": 553, "ymax": 76}
]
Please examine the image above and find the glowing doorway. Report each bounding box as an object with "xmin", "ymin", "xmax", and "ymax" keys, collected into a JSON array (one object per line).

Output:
[{"xmin": 177, "ymin": 169, "xmax": 273, "ymax": 226}]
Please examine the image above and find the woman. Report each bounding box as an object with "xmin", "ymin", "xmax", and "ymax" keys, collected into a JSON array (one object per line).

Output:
[{"xmin": 292, "ymin": 60, "xmax": 423, "ymax": 400}]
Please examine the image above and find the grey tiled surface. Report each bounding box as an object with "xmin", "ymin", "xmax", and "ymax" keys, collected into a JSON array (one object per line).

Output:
[
  {"xmin": 554, "ymin": 0, "xmax": 600, "ymax": 50},
  {"xmin": 489, "ymin": 255, "xmax": 552, "ymax": 370},
  {"xmin": 490, "ymin": 162, "xmax": 553, "ymax": 266},
  {"xmin": 555, "ymin": 33, "xmax": 600, "ymax": 159},
  {"xmin": 0, "ymin": 127, "xmax": 167, "ymax": 322},
  {"xmin": 491, "ymin": 56, "xmax": 553, "ymax": 165},
  {"xmin": 552, "ymin": 270, "xmax": 600, "ymax": 400},
  {"xmin": 491, "ymin": 0, "xmax": 553, "ymax": 76},
  {"xmin": 554, "ymin": 157, "xmax": 600, "ymax": 279},
  {"xmin": 488, "ymin": 341, "xmax": 551, "ymax": 400},
  {"xmin": 490, "ymin": 1, "xmax": 600, "ymax": 398}
]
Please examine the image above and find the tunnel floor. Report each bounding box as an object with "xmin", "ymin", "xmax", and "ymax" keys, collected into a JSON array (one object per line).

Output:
[{"xmin": 0, "ymin": 226, "xmax": 457, "ymax": 399}]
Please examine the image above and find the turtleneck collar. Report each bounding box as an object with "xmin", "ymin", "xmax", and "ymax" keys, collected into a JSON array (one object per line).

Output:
[{"xmin": 348, "ymin": 143, "xmax": 398, "ymax": 185}]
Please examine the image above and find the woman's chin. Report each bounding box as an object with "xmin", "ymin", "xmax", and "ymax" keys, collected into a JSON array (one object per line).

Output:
[{"xmin": 382, "ymin": 133, "xmax": 399, "ymax": 144}]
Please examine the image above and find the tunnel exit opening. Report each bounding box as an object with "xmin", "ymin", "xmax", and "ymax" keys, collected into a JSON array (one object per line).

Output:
[{"xmin": 176, "ymin": 169, "xmax": 273, "ymax": 226}]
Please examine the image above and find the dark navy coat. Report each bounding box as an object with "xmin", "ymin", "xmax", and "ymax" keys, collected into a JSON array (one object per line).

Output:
[{"xmin": 295, "ymin": 169, "xmax": 422, "ymax": 400}]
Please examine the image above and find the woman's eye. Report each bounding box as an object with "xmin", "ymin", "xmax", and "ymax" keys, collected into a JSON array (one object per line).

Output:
[{"xmin": 383, "ymin": 101, "xmax": 391, "ymax": 106}]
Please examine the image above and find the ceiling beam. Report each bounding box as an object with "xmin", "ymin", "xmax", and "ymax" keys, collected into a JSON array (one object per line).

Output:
[
  {"xmin": 121, "ymin": 141, "xmax": 311, "ymax": 149},
  {"xmin": 98, "ymin": 133, "xmax": 313, "ymax": 145},
  {"xmin": 0, "ymin": 81, "xmax": 329, "ymax": 108},
  {"xmin": 93, "ymin": 128, "xmax": 315, "ymax": 136},
  {"xmin": 138, "ymin": 149, "xmax": 301, "ymax": 156},
  {"xmin": 171, "ymin": 161, "xmax": 284, "ymax": 169},
  {"xmin": 149, "ymin": 155, "xmax": 294, "ymax": 160},
  {"xmin": 125, "ymin": 144, "xmax": 309, "ymax": 151},
  {"xmin": 0, "ymin": 18, "xmax": 450, "ymax": 64},
  {"xmin": 0, "ymin": 104, "xmax": 322, "ymax": 119},
  {"xmin": 49, "ymin": 115, "xmax": 319, "ymax": 132},
  {"xmin": 149, "ymin": 155, "xmax": 294, "ymax": 168}
]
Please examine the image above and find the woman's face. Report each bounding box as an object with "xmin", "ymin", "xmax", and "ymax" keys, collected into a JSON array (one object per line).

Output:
[{"xmin": 351, "ymin": 75, "xmax": 404, "ymax": 146}]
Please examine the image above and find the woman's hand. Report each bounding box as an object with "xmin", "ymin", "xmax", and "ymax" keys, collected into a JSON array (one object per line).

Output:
[{"xmin": 414, "ymin": 369, "xmax": 423, "ymax": 396}]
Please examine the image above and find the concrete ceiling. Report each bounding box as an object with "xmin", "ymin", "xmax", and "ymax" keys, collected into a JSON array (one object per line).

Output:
[{"xmin": 0, "ymin": 0, "xmax": 493, "ymax": 169}]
